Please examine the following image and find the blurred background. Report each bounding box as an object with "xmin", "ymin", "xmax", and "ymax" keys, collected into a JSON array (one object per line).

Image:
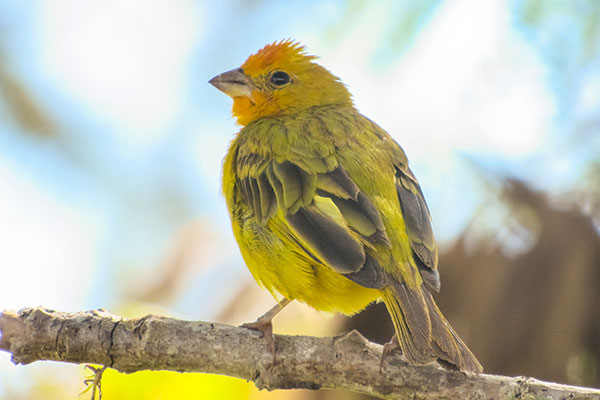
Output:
[{"xmin": 0, "ymin": 0, "xmax": 598, "ymax": 398}]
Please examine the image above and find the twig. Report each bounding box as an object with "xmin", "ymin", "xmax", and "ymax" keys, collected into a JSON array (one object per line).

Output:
[{"xmin": 1, "ymin": 307, "xmax": 599, "ymax": 400}]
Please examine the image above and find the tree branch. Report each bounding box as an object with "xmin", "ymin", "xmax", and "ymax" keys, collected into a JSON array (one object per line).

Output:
[{"xmin": 1, "ymin": 308, "xmax": 598, "ymax": 399}]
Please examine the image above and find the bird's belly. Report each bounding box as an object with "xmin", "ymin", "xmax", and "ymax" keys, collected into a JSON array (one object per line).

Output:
[{"xmin": 236, "ymin": 218, "xmax": 381, "ymax": 315}]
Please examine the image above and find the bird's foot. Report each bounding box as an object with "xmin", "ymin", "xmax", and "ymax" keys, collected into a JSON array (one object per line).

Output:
[
  {"xmin": 240, "ymin": 299, "xmax": 290, "ymax": 367},
  {"xmin": 380, "ymin": 334, "xmax": 401, "ymax": 372},
  {"xmin": 241, "ymin": 317, "xmax": 277, "ymax": 365}
]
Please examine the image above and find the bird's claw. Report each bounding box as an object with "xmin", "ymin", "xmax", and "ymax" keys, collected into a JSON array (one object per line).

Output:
[
  {"xmin": 379, "ymin": 335, "xmax": 401, "ymax": 372},
  {"xmin": 241, "ymin": 318, "xmax": 277, "ymax": 366}
]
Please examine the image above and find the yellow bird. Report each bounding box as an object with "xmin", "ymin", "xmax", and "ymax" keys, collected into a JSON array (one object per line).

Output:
[{"xmin": 210, "ymin": 40, "xmax": 482, "ymax": 373}]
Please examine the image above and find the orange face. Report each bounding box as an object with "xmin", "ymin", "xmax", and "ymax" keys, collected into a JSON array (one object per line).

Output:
[{"xmin": 209, "ymin": 40, "xmax": 352, "ymax": 126}]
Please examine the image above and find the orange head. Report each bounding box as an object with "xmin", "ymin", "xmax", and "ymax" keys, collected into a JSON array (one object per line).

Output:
[{"xmin": 209, "ymin": 40, "xmax": 352, "ymax": 126}]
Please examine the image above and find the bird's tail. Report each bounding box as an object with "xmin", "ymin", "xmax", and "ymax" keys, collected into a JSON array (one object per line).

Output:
[{"xmin": 381, "ymin": 281, "xmax": 483, "ymax": 373}]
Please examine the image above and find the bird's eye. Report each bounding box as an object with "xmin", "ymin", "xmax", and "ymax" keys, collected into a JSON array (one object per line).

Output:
[{"xmin": 270, "ymin": 71, "xmax": 291, "ymax": 86}]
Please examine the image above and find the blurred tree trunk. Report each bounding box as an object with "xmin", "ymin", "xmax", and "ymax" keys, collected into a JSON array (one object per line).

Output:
[{"xmin": 348, "ymin": 178, "xmax": 600, "ymax": 389}]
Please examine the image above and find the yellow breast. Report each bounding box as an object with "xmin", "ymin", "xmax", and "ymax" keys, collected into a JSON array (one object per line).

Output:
[{"xmin": 235, "ymin": 212, "xmax": 381, "ymax": 314}]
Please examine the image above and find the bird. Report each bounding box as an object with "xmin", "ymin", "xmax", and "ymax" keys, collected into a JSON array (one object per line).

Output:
[{"xmin": 209, "ymin": 40, "xmax": 482, "ymax": 373}]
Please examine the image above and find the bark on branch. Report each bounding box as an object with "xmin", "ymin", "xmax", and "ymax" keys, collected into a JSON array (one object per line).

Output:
[{"xmin": 1, "ymin": 307, "xmax": 598, "ymax": 400}]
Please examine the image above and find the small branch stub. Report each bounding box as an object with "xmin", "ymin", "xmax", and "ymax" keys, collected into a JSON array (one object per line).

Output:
[{"xmin": 1, "ymin": 307, "xmax": 599, "ymax": 400}]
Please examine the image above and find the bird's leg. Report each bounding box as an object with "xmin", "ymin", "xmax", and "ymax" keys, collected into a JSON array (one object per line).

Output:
[
  {"xmin": 380, "ymin": 334, "xmax": 402, "ymax": 372},
  {"xmin": 241, "ymin": 298, "xmax": 291, "ymax": 363}
]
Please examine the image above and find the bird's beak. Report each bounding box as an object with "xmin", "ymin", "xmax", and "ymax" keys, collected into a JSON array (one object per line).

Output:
[{"xmin": 209, "ymin": 68, "xmax": 254, "ymax": 100}]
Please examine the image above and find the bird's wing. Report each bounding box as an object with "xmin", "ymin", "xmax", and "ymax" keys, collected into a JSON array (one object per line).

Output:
[
  {"xmin": 393, "ymin": 163, "xmax": 440, "ymax": 291},
  {"xmin": 237, "ymin": 155, "xmax": 390, "ymax": 289}
]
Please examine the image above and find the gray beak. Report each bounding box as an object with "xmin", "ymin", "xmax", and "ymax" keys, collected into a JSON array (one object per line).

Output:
[{"xmin": 209, "ymin": 67, "xmax": 254, "ymax": 100}]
